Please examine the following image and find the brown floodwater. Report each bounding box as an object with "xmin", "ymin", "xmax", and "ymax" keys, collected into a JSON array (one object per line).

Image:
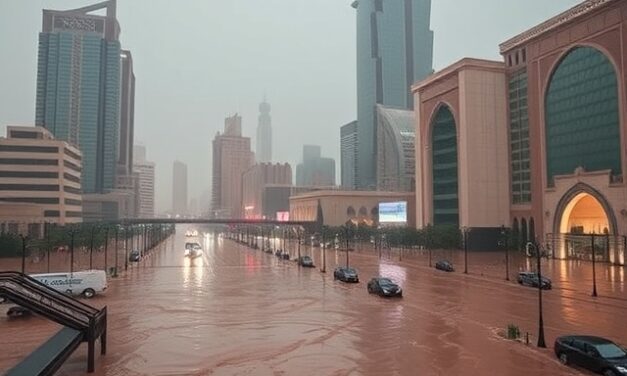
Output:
[{"xmin": 1, "ymin": 226, "xmax": 626, "ymax": 375}]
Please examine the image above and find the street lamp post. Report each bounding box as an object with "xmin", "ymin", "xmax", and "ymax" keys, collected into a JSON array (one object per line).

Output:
[
  {"xmin": 114, "ymin": 226, "xmax": 119, "ymax": 277},
  {"xmin": 124, "ymin": 226, "xmax": 129, "ymax": 271},
  {"xmin": 89, "ymin": 225, "xmax": 97, "ymax": 270},
  {"xmin": 104, "ymin": 226, "xmax": 109, "ymax": 273},
  {"xmin": 529, "ymin": 241, "xmax": 547, "ymax": 348},
  {"xmin": 45, "ymin": 222, "xmax": 51, "ymax": 273},
  {"xmin": 20, "ymin": 234, "xmax": 27, "ymax": 274},
  {"xmin": 502, "ymin": 225, "xmax": 509, "ymax": 281},
  {"xmin": 345, "ymin": 227, "xmax": 350, "ymax": 268},
  {"xmin": 321, "ymin": 231, "xmax": 326, "ymax": 273},
  {"xmin": 591, "ymin": 232, "xmax": 597, "ymax": 297},
  {"xmin": 297, "ymin": 229, "xmax": 301, "ymax": 260},
  {"xmin": 69, "ymin": 228, "xmax": 76, "ymax": 275},
  {"xmin": 463, "ymin": 228, "xmax": 469, "ymax": 274}
]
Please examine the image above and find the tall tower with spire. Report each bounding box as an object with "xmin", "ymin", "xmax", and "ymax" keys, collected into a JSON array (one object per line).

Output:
[{"xmin": 256, "ymin": 98, "xmax": 272, "ymax": 163}]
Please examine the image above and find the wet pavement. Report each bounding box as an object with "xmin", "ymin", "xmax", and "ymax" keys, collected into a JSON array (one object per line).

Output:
[{"xmin": 1, "ymin": 226, "xmax": 626, "ymax": 375}]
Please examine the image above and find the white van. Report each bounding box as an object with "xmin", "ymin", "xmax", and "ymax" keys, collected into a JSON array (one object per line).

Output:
[{"xmin": 30, "ymin": 270, "xmax": 107, "ymax": 298}]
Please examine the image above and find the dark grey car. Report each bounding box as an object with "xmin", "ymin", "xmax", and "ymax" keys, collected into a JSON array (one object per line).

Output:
[{"xmin": 554, "ymin": 335, "xmax": 627, "ymax": 376}]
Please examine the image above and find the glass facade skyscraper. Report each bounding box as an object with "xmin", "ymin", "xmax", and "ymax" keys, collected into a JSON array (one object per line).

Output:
[
  {"xmin": 35, "ymin": 1, "xmax": 121, "ymax": 194},
  {"xmin": 353, "ymin": 0, "xmax": 433, "ymax": 190}
]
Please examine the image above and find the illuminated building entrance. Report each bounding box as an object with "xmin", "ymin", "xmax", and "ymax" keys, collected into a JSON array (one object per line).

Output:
[{"xmin": 552, "ymin": 186, "xmax": 621, "ymax": 263}]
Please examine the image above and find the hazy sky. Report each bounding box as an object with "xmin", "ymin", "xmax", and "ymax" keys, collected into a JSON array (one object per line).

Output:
[{"xmin": 0, "ymin": 0, "xmax": 579, "ymax": 213}]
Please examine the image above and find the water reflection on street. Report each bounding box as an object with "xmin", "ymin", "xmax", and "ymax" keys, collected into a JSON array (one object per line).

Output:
[{"xmin": 1, "ymin": 226, "xmax": 625, "ymax": 375}]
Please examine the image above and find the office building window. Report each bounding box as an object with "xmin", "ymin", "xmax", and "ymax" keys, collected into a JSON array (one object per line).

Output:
[{"xmin": 509, "ymin": 69, "xmax": 531, "ymax": 204}]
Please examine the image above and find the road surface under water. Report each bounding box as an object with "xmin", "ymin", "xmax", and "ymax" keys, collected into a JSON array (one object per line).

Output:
[{"xmin": 1, "ymin": 226, "xmax": 626, "ymax": 375}]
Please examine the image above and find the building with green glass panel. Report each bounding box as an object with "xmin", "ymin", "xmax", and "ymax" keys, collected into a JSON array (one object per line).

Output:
[
  {"xmin": 500, "ymin": 0, "xmax": 627, "ymax": 264},
  {"xmin": 35, "ymin": 0, "xmax": 122, "ymax": 194}
]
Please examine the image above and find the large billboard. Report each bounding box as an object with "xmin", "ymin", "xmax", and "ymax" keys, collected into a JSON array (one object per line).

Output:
[
  {"xmin": 276, "ymin": 211, "xmax": 290, "ymax": 222},
  {"xmin": 378, "ymin": 201, "xmax": 407, "ymax": 224}
]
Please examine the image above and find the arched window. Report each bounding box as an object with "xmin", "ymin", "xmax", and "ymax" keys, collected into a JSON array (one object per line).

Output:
[
  {"xmin": 347, "ymin": 206, "xmax": 356, "ymax": 217},
  {"xmin": 359, "ymin": 206, "xmax": 368, "ymax": 217},
  {"xmin": 431, "ymin": 105, "xmax": 459, "ymax": 226},
  {"xmin": 545, "ymin": 47, "xmax": 621, "ymax": 186}
]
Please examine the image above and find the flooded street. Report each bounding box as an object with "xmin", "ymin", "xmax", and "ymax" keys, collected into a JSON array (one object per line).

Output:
[{"xmin": 1, "ymin": 226, "xmax": 626, "ymax": 375}]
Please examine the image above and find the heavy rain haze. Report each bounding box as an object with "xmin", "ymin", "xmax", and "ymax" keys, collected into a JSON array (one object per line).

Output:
[{"xmin": 0, "ymin": 0, "xmax": 579, "ymax": 214}]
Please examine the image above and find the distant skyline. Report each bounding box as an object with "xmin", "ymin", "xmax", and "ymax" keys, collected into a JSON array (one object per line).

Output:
[{"xmin": 0, "ymin": 0, "xmax": 579, "ymax": 213}]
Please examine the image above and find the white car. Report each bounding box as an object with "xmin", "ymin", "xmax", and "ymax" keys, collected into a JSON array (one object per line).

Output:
[{"xmin": 30, "ymin": 270, "xmax": 108, "ymax": 298}]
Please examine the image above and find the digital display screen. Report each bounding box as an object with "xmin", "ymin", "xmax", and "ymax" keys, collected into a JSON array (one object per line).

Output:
[{"xmin": 378, "ymin": 201, "xmax": 407, "ymax": 223}]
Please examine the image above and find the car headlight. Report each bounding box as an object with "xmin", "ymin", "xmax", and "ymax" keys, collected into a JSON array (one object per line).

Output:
[{"xmin": 616, "ymin": 366, "xmax": 627, "ymax": 374}]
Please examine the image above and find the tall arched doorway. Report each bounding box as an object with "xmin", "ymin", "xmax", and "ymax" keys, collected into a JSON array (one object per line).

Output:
[
  {"xmin": 559, "ymin": 193, "xmax": 610, "ymax": 235},
  {"xmin": 554, "ymin": 186, "xmax": 616, "ymax": 262}
]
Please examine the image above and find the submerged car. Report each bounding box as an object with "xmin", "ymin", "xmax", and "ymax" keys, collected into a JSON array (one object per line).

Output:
[
  {"xmin": 435, "ymin": 260, "xmax": 454, "ymax": 272},
  {"xmin": 298, "ymin": 256, "xmax": 315, "ymax": 268},
  {"xmin": 334, "ymin": 267, "xmax": 359, "ymax": 283},
  {"xmin": 517, "ymin": 271, "xmax": 552, "ymax": 289},
  {"xmin": 367, "ymin": 277, "xmax": 402, "ymax": 297},
  {"xmin": 129, "ymin": 250, "xmax": 141, "ymax": 262},
  {"xmin": 554, "ymin": 335, "xmax": 627, "ymax": 375},
  {"xmin": 7, "ymin": 306, "xmax": 32, "ymax": 319}
]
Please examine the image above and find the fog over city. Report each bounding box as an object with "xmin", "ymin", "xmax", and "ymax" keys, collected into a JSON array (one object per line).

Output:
[{"xmin": 0, "ymin": 0, "xmax": 578, "ymax": 214}]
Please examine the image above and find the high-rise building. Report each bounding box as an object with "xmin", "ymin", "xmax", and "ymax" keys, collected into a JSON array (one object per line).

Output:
[
  {"xmin": 353, "ymin": 0, "xmax": 433, "ymax": 189},
  {"xmin": 133, "ymin": 145, "xmax": 155, "ymax": 218},
  {"xmin": 0, "ymin": 126, "xmax": 82, "ymax": 226},
  {"xmin": 340, "ymin": 121, "xmax": 358, "ymax": 189},
  {"xmin": 295, "ymin": 145, "xmax": 336, "ymax": 187},
  {"xmin": 172, "ymin": 160, "xmax": 188, "ymax": 216},
  {"xmin": 35, "ymin": 0, "xmax": 124, "ymax": 194},
  {"xmin": 242, "ymin": 163, "xmax": 292, "ymax": 219},
  {"xmin": 211, "ymin": 115, "xmax": 254, "ymax": 219},
  {"xmin": 256, "ymin": 99, "xmax": 272, "ymax": 163}
]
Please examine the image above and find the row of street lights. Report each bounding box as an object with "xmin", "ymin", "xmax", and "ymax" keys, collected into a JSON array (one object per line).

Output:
[{"xmin": 18, "ymin": 223, "xmax": 174, "ymax": 276}]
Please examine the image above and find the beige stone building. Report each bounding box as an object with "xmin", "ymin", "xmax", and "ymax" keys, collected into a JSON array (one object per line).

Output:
[
  {"xmin": 0, "ymin": 126, "xmax": 82, "ymax": 230},
  {"xmin": 412, "ymin": 59, "xmax": 510, "ymax": 249},
  {"xmin": 211, "ymin": 115, "xmax": 254, "ymax": 219},
  {"xmin": 290, "ymin": 190, "xmax": 415, "ymax": 227},
  {"xmin": 242, "ymin": 163, "xmax": 292, "ymax": 219}
]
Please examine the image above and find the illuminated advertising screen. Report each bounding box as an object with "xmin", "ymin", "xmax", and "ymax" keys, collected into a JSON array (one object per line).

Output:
[
  {"xmin": 378, "ymin": 201, "xmax": 407, "ymax": 224},
  {"xmin": 276, "ymin": 211, "xmax": 290, "ymax": 222}
]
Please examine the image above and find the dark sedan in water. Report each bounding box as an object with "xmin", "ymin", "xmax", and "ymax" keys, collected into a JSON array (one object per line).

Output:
[
  {"xmin": 435, "ymin": 260, "xmax": 454, "ymax": 272},
  {"xmin": 298, "ymin": 256, "xmax": 315, "ymax": 268},
  {"xmin": 367, "ymin": 277, "xmax": 402, "ymax": 297},
  {"xmin": 129, "ymin": 250, "xmax": 141, "ymax": 262},
  {"xmin": 334, "ymin": 267, "xmax": 359, "ymax": 283},
  {"xmin": 554, "ymin": 335, "xmax": 627, "ymax": 375},
  {"xmin": 517, "ymin": 271, "xmax": 552, "ymax": 289}
]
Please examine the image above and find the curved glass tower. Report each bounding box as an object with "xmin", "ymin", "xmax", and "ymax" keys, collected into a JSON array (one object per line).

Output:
[{"xmin": 353, "ymin": 0, "xmax": 433, "ymax": 190}]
